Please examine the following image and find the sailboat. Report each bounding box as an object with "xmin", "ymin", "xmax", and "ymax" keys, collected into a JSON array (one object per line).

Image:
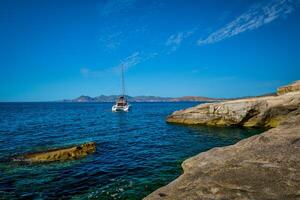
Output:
[{"xmin": 112, "ymin": 64, "xmax": 130, "ymax": 112}]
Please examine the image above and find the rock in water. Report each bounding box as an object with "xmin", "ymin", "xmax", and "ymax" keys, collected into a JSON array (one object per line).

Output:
[
  {"xmin": 145, "ymin": 109, "xmax": 300, "ymax": 200},
  {"xmin": 167, "ymin": 81, "xmax": 300, "ymax": 128},
  {"xmin": 13, "ymin": 142, "xmax": 96, "ymax": 163}
]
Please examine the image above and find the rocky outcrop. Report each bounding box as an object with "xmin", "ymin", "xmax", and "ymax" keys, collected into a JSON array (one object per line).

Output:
[
  {"xmin": 12, "ymin": 142, "xmax": 96, "ymax": 163},
  {"xmin": 167, "ymin": 90, "xmax": 300, "ymax": 128},
  {"xmin": 145, "ymin": 81, "xmax": 300, "ymax": 200},
  {"xmin": 277, "ymin": 80, "xmax": 300, "ymax": 95},
  {"xmin": 145, "ymin": 109, "xmax": 300, "ymax": 200}
]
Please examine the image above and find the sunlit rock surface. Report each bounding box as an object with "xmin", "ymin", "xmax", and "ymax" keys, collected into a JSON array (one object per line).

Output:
[
  {"xmin": 12, "ymin": 142, "xmax": 96, "ymax": 163},
  {"xmin": 145, "ymin": 109, "xmax": 300, "ymax": 200},
  {"xmin": 166, "ymin": 81, "xmax": 300, "ymax": 128},
  {"xmin": 277, "ymin": 80, "xmax": 300, "ymax": 95},
  {"xmin": 145, "ymin": 81, "xmax": 300, "ymax": 200}
]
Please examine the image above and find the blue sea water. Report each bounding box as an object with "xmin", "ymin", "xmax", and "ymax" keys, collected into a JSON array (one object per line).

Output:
[{"xmin": 0, "ymin": 102, "xmax": 264, "ymax": 199}]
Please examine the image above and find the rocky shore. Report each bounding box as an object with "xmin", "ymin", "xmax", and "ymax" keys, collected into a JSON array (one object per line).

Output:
[
  {"xmin": 166, "ymin": 82, "xmax": 300, "ymax": 128},
  {"xmin": 12, "ymin": 142, "xmax": 96, "ymax": 163},
  {"xmin": 145, "ymin": 81, "xmax": 300, "ymax": 200}
]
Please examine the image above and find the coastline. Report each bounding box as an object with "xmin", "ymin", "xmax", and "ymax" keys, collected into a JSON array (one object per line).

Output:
[{"xmin": 145, "ymin": 81, "xmax": 300, "ymax": 200}]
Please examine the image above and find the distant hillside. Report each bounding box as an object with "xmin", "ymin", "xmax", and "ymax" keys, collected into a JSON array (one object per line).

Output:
[
  {"xmin": 62, "ymin": 95, "xmax": 219, "ymax": 102},
  {"xmin": 170, "ymin": 96, "xmax": 220, "ymax": 102},
  {"xmin": 62, "ymin": 92, "xmax": 278, "ymax": 103}
]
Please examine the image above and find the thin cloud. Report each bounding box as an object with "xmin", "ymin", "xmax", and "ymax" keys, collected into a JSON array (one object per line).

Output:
[
  {"xmin": 119, "ymin": 49, "xmax": 158, "ymax": 68},
  {"xmin": 112, "ymin": 51, "xmax": 161, "ymax": 73},
  {"xmin": 119, "ymin": 52, "xmax": 141, "ymax": 70},
  {"xmin": 98, "ymin": 1, "xmax": 160, "ymax": 51},
  {"xmin": 98, "ymin": 25, "xmax": 148, "ymax": 51},
  {"xmin": 99, "ymin": 30, "xmax": 123, "ymax": 50},
  {"xmin": 166, "ymin": 30, "xmax": 195, "ymax": 51},
  {"xmin": 80, "ymin": 51, "xmax": 157, "ymax": 78},
  {"xmin": 197, "ymin": 0, "xmax": 300, "ymax": 46}
]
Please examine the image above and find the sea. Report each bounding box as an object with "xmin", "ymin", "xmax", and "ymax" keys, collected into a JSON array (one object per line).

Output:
[{"xmin": 0, "ymin": 102, "xmax": 264, "ymax": 199}]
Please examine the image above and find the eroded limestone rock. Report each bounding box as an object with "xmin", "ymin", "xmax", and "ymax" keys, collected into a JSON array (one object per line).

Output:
[
  {"xmin": 277, "ymin": 80, "xmax": 300, "ymax": 95},
  {"xmin": 146, "ymin": 81, "xmax": 300, "ymax": 200},
  {"xmin": 12, "ymin": 142, "xmax": 96, "ymax": 163},
  {"xmin": 145, "ymin": 109, "xmax": 300, "ymax": 200},
  {"xmin": 167, "ymin": 90, "xmax": 300, "ymax": 128}
]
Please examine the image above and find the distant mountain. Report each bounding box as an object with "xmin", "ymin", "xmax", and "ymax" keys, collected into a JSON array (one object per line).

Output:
[
  {"xmin": 62, "ymin": 92, "xmax": 278, "ymax": 103},
  {"xmin": 62, "ymin": 95, "xmax": 219, "ymax": 102},
  {"xmin": 170, "ymin": 96, "xmax": 219, "ymax": 102}
]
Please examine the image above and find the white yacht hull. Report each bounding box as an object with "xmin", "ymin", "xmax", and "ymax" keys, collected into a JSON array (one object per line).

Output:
[{"xmin": 112, "ymin": 104, "xmax": 130, "ymax": 112}]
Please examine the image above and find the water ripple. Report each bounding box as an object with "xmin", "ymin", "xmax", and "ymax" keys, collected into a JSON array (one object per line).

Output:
[{"xmin": 0, "ymin": 102, "xmax": 264, "ymax": 199}]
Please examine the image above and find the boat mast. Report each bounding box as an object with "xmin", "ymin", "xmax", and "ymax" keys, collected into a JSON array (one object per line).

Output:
[{"xmin": 121, "ymin": 64, "xmax": 125, "ymax": 97}]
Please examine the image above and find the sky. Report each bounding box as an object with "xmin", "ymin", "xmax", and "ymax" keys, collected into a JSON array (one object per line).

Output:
[{"xmin": 0, "ymin": 0, "xmax": 300, "ymax": 101}]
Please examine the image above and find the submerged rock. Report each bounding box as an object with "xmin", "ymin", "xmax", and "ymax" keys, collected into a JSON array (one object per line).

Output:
[
  {"xmin": 167, "ymin": 81, "xmax": 300, "ymax": 128},
  {"xmin": 12, "ymin": 142, "xmax": 96, "ymax": 163},
  {"xmin": 145, "ymin": 109, "xmax": 300, "ymax": 200}
]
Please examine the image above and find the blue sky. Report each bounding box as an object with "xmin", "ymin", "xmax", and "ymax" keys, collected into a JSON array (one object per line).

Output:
[{"xmin": 0, "ymin": 0, "xmax": 300, "ymax": 101}]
